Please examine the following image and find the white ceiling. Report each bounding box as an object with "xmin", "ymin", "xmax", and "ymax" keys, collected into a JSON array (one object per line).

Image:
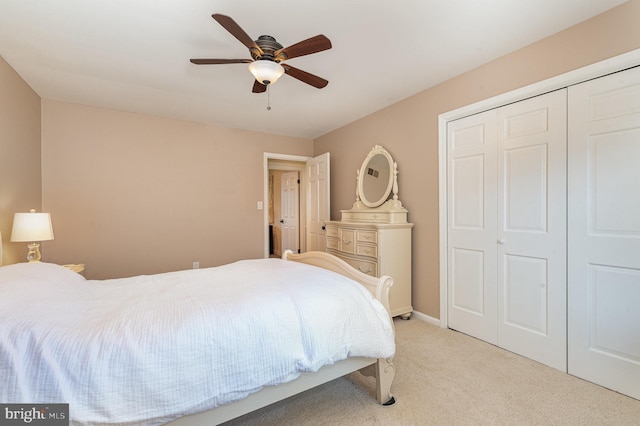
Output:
[{"xmin": 0, "ymin": 0, "xmax": 627, "ymax": 139}]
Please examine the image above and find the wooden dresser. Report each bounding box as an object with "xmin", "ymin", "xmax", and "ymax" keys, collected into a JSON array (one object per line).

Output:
[{"xmin": 326, "ymin": 210, "xmax": 413, "ymax": 318}]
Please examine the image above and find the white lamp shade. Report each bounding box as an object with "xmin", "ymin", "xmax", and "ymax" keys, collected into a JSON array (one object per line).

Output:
[
  {"xmin": 11, "ymin": 211, "xmax": 54, "ymax": 242},
  {"xmin": 248, "ymin": 60, "xmax": 285, "ymax": 85}
]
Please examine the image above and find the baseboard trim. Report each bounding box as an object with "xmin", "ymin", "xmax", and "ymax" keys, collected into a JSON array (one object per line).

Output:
[{"xmin": 409, "ymin": 310, "xmax": 441, "ymax": 327}]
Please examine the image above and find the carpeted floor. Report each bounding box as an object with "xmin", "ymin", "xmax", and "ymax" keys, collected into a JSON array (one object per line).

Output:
[{"xmin": 222, "ymin": 317, "xmax": 640, "ymax": 425}]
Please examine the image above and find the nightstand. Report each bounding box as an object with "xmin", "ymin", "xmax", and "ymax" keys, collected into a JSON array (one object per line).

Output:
[{"xmin": 63, "ymin": 263, "xmax": 85, "ymax": 273}]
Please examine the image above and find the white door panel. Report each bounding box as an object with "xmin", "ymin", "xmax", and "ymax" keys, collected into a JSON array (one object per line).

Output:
[
  {"xmin": 447, "ymin": 90, "xmax": 567, "ymax": 371},
  {"xmin": 450, "ymin": 248, "xmax": 485, "ymax": 316},
  {"xmin": 503, "ymin": 254, "xmax": 549, "ymax": 335},
  {"xmin": 497, "ymin": 90, "xmax": 567, "ymax": 371},
  {"xmin": 589, "ymin": 129, "xmax": 640, "ymax": 236},
  {"xmin": 306, "ymin": 153, "xmax": 330, "ymax": 252},
  {"xmin": 281, "ymin": 172, "xmax": 299, "ymax": 253},
  {"xmin": 503, "ymin": 144, "xmax": 548, "ymax": 233},
  {"xmin": 447, "ymin": 109, "xmax": 498, "ymax": 344},
  {"xmin": 451, "ymin": 155, "xmax": 485, "ymax": 230},
  {"xmin": 568, "ymin": 66, "xmax": 640, "ymax": 399}
]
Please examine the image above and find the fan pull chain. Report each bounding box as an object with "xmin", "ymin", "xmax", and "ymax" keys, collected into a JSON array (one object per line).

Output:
[{"xmin": 266, "ymin": 84, "xmax": 272, "ymax": 111}]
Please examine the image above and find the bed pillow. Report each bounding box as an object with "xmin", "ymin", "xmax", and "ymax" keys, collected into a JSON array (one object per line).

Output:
[{"xmin": 0, "ymin": 261, "xmax": 87, "ymax": 285}]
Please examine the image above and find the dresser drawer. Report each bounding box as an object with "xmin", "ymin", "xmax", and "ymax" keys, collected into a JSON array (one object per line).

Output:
[
  {"xmin": 326, "ymin": 226, "xmax": 339, "ymax": 238},
  {"xmin": 342, "ymin": 257, "xmax": 378, "ymax": 277},
  {"xmin": 326, "ymin": 237, "xmax": 339, "ymax": 251},
  {"xmin": 356, "ymin": 230, "xmax": 377, "ymax": 244},
  {"xmin": 338, "ymin": 229, "xmax": 356, "ymax": 254},
  {"xmin": 356, "ymin": 243, "xmax": 377, "ymax": 259}
]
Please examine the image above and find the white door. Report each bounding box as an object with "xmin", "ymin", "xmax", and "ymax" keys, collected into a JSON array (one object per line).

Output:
[
  {"xmin": 306, "ymin": 153, "xmax": 330, "ymax": 252},
  {"xmin": 568, "ymin": 66, "xmax": 640, "ymax": 399},
  {"xmin": 447, "ymin": 109, "xmax": 499, "ymax": 344},
  {"xmin": 447, "ymin": 90, "xmax": 567, "ymax": 371},
  {"xmin": 496, "ymin": 90, "xmax": 567, "ymax": 371},
  {"xmin": 280, "ymin": 172, "xmax": 299, "ymax": 253}
]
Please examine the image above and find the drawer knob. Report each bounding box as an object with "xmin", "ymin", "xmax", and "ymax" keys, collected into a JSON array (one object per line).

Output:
[{"xmin": 358, "ymin": 266, "xmax": 372, "ymax": 274}]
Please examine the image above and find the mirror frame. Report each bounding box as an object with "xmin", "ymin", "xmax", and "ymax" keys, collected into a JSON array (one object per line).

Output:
[{"xmin": 357, "ymin": 145, "xmax": 394, "ymax": 208}]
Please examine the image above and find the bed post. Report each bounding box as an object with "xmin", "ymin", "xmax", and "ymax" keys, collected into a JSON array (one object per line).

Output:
[{"xmin": 376, "ymin": 358, "xmax": 396, "ymax": 405}]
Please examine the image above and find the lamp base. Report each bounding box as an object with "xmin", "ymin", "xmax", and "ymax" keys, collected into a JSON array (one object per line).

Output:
[{"xmin": 26, "ymin": 243, "xmax": 42, "ymax": 262}]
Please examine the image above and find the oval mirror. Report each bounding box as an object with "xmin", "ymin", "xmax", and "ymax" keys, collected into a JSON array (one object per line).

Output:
[{"xmin": 358, "ymin": 146, "xmax": 394, "ymax": 208}]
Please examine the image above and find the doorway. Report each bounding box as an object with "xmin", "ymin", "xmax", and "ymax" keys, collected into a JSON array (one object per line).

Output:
[
  {"xmin": 270, "ymin": 169, "xmax": 301, "ymax": 257},
  {"xmin": 263, "ymin": 152, "xmax": 331, "ymax": 258},
  {"xmin": 264, "ymin": 154, "xmax": 309, "ymax": 258}
]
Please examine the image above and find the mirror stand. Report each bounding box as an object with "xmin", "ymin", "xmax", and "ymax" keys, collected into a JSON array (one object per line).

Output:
[{"xmin": 344, "ymin": 146, "xmax": 407, "ymax": 224}]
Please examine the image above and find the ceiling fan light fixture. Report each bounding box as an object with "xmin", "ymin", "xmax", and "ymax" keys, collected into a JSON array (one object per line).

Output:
[{"xmin": 248, "ymin": 60, "xmax": 285, "ymax": 86}]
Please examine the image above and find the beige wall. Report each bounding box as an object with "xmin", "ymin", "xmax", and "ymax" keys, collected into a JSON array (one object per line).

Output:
[
  {"xmin": 0, "ymin": 56, "xmax": 41, "ymax": 265},
  {"xmin": 314, "ymin": 0, "xmax": 640, "ymax": 319},
  {"xmin": 41, "ymin": 100, "xmax": 312, "ymax": 279},
  {"xmin": 4, "ymin": 2, "xmax": 640, "ymax": 313}
]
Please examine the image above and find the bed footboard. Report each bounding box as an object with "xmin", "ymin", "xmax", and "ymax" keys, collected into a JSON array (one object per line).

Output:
[
  {"xmin": 282, "ymin": 250, "xmax": 395, "ymax": 315},
  {"xmin": 284, "ymin": 250, "xmax": 397, "ymax": 406}
]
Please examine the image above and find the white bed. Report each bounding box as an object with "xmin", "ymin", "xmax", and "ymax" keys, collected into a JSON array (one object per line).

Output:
[{"xmin": 0, "ymin": 250, "xmax": 396, "ymax": 425}]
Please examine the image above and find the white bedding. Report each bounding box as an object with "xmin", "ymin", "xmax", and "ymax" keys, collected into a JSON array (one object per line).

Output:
[{"xmin": 0, "ymin": 259, "xmax": 395, "ymax": 425}]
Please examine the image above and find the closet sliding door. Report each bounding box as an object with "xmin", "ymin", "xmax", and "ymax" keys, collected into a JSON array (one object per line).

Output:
[
  {"xmin": 496, "ymin": 91, "xmax": 567, "ymax": 371},
  {"xmin": 447, "ymin": 90, "xmax": 567, "ymax": 371},
  {"xmin": 446, "ymin": 62, "xmax": 640, "ymax": 397},
  {"xmin": 447, "ymin": 109, "xmax": 498, "ymax": 345},
  {"xmin": 568, "ymin": 66, "xmax": 640, "ymax": 400}
]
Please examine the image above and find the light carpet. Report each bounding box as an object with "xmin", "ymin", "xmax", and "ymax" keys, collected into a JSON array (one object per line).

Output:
[{"xmin": 222, "ymin": 317, "xmax": 640, "ymax": 425}]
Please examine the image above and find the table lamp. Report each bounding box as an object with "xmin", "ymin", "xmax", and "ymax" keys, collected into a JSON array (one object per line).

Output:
[{"xmin": 11, "ymin": 209, "xmax": 54, "ymax": 262}]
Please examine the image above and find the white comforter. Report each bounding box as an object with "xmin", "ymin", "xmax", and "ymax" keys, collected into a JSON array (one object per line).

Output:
[{"xmin": 0, "ymin": 259, "xmax": 395, "ymax": 425}]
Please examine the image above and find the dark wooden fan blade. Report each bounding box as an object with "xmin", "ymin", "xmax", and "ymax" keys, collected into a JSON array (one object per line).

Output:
[
  {"xmin": 275, "ymin": 35, "xmax": 331, "ymax": 61},
  {"xmin": 212, "ymin": 14, "xmax": 262, "ymax": 55},
  {"xmin": 190, "ymin": 58, "xmax": 252, "ymax": 65},
  {"xmin": 283, "ymin": 64, "xmax": 328, "ymax": 89},
  {"xmin": 252, "ymin": 80, "xmax": 267, "ymax": 93}
]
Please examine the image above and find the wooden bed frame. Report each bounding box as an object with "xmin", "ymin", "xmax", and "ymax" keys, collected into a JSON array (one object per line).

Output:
[{"xmin": 168, "ymin": 250, "xmax": 396, "ymax": 425}]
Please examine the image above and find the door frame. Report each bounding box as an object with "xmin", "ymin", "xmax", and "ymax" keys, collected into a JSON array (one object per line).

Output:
[
  {"xmin": 263, "ymin": 152, "xmax": 311, "ymax": 258},
  {"xmin": 438, "ymin": 48, "xmax": 640, "ymax": 328}
]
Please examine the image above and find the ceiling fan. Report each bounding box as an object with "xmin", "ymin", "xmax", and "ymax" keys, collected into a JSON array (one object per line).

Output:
[{"xmin": 190, "ymin": 14, "xmax": 332, "ymax": 93}]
